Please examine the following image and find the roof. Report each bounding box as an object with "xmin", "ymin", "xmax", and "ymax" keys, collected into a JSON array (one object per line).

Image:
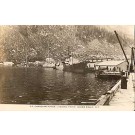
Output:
[
  {"xmin": 95, "ymin": 60, "xmax": 126, "ymax": 66},
  {"xmin": 46, "ymin": 58, "xmax": 55, "ymax": 62}
]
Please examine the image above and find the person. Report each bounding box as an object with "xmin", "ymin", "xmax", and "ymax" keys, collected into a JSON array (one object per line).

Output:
[
  {"xmin": 119, "ymin": 67, "xmax": 121, "ymax": 72},
  {"xmin": 121, "ymin": 70, "xmax": 124, "ymax": 76},
  {"xmin": 113, "ymin": 67, "xmax": 116, "ymax": 72}
]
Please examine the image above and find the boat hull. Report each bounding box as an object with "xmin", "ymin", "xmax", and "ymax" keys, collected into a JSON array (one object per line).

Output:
[
  {"xmin": 63, "ymin": 62, "xmax": 87, "ymax": 73},
  {"xmin": 97, "ymin": 74, "xmax": 121, "ymax": 79},
  {"xmin": 55, "ymin": 65, "xmax": 64, "ymax": 70},
  {"xmin": 43, "ymin": 63, "xmax": 56, "ymax": 68},
  {"xmin": 85, "ymin": 67, "xmax": 95, "ymax": 73},
  {"xmin": 95, "ymin": 71, "xmax": 122, "ymax": 79}
]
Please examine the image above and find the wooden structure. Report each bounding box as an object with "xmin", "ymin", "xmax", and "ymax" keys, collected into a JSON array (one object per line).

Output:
[
  {"xmin": 95, "ymin": 60, "xmax": 128, "ymax": 71},
  {"xmin": 95, "ymin": 60, "xmax": 128, "ymax": 79},
  {"xmin": 130, "ymin": 47, "xmax": 135, "ymax": 72},
  {"xmin": 3, "ymin": 62, "xmax": 14, "ymax": 67},
  {"xmin": 96, "ymin": 80, "xmax": 121, "ymax": 105},
  {"xmin": 114, "ymin": 31, "xmax": 129, "ymax": 66}
]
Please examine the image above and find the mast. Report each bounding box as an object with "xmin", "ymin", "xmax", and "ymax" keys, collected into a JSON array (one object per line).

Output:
[
  {"xmin": 48, "ymin": 44, "xmax": 50, "ymax": 63},
  {"xmin": 68, "ymin": 46, "xmax": 70, "ymax": 57},
  {"xmin": 25, "ymin": 47, "xmax": 28, "ymax": 67},
  {"xmin": 71, "ymin": 52, "xmax": 73, "ymax": 65},
  {"xmin": 114, "ymin": 31, "xmax": 129, "ymax": 66},
  {"xmin": 25, "ymin": 38, "xmax": 29, "ymax": 67},
  {"xmin": 67, "ymin": 46, "xmax": 73, "ymax": 64},
  {"xmin": 133, "ymin": 47, "xmax": 135, "ymax": 72},
  {"xmin": 130, "ymin": 47, "xmax": 135, "ymax": 72}
]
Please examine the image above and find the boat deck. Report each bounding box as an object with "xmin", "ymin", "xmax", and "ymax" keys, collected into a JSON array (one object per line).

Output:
[{"xmin": 96, "ymin": 71, "xmax": 122, "ymax": 79}]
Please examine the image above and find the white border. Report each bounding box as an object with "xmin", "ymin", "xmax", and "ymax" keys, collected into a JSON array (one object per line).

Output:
[
  {"xmin": 0, "ymin": 0, "xmax": 135, "ymax": 24},
  {"xmin": 0, "ymin": 0, "xmax": 135, "ymax": 135}
]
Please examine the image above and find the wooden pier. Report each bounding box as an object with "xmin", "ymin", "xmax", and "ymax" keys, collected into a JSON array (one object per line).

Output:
[
  {"xmin": 109, "ymin": 73, "xmax": 134, "ymax": 110},
  {"xmin": 96, "ymin": 73, "xmax": 135, "ymax": 110},
  {"xmin": 96, "ymin": 80, "xmax": 121, "ymax": 105}
]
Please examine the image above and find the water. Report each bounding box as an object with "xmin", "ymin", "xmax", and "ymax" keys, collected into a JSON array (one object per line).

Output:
[{"xmin": 0, "ymin": 67, "xmax": 117, "ymax": 105}]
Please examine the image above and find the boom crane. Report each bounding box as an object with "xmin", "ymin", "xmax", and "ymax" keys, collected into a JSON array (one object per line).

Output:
[
  {"xmin": 130, "ymin": 47, "xmax": 135, "ymax": 72},
  {"xmin": 114, "ymin": 31, "xmax": 129, "ymax": 66}
]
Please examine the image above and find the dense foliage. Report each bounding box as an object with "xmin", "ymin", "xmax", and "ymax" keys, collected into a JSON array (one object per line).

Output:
[{"xmin": 0, "ymin": 25, "xmax": 133, "ymax": 63}]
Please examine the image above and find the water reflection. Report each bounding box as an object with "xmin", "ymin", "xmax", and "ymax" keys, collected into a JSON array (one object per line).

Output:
[{"xmin": 0, "ymin": 67, "xmax": 117, "ymax": 105}]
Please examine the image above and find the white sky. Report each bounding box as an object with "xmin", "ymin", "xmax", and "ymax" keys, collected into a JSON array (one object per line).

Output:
[{"xmin": 100, "ymin": 25, "xmax": 134, "ymax": 39}]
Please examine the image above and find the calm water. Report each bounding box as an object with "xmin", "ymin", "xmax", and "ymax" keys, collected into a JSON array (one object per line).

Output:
[{"xmin": 0, "ymin": 67, "xmax": 117, "ymax": 105}]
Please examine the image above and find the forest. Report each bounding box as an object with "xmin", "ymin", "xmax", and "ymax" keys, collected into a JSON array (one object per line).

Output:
[{"xmin": 0, "ymin": 25, "xmax": 133, "ymax": 63}]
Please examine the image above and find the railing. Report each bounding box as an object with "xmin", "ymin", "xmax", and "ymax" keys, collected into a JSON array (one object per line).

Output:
[{"xmin": 96, "ymin": 80, "xmax": 121, "ymax": 105}]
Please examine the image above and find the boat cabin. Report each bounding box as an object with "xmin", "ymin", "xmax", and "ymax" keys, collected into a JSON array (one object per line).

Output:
[
  {"xmin": 95, "ymin": 60, "xmax": 128, "ymax": 72},
  {"xmin": 65, "ymin": 57, "xmax": 79, "ymax": 65}
]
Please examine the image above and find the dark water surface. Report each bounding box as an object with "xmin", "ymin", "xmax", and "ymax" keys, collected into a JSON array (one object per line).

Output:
[{"xmin": 0, "ymin": 67, "xmax": 117, "ymax": 105}]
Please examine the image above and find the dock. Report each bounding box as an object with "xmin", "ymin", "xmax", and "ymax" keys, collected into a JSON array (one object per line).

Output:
[
  {"xmin": 109, "ymin": 73, "xmax": 134, "ymax": 110},
  {"xmin": 96, "ymin": 73, "xmax": 135, "ymax": 110}
]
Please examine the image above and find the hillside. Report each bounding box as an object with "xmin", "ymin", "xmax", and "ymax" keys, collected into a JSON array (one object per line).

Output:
[{"xmin": 0, "ymin": 25, "xmax": 133, "ymax": 63}]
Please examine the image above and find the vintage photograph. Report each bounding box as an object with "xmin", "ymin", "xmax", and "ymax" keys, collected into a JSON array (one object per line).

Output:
[{"xmin": 0, "ymin": 25, "xmax": 134, "ymax": 110}]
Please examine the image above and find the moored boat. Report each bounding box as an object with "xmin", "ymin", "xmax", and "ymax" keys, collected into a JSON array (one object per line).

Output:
[
  {"xmin": 55, "ymin": 62, "xmax": 64, "ymax": 70},
  {"xmin": 94, "ymin": 60, "xmax": 128, "ymax": 79},
  {"xmin": 63, "ymin": 57, "xmax": 87, "ymax": 73},
  {"xmin": 43, "ymin": 58, "xmax": 56, "ymax": 68},
  {"xmin": 62, "ymin": 46, "xmax": 87, "ymax": 73},
  {"xmin": 95, "ymin": 70, "xmax": 122, "ymax": 79}
]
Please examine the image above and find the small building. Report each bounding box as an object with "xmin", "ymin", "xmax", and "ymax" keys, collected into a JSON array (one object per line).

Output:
[
  {"xmin": 46, "ymin": 58, "xmax": 55, "ymax": 64},
  {"xmin": 95, "ymin": 60, "xmax": 128, "ymax": 72},
  {"xmin": 3, "ymin": 62, "xmax": 14, "ymax": 66},
  {"xmin": 34, "ymin": 61, "xmax": 44, "ymax": 67},
  {"xmin": 0, "ymin": 62, "xmax": 3, "ymax": 67}
]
